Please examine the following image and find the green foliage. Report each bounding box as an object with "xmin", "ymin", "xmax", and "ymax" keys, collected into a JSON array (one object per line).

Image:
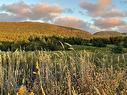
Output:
[
  {"xmin": 91, "ymin": 38, "xmax": 107, "ymax": 47},
  {"xmin": 0, "ymin": 36, "xmax": 90, "ymax": 51},
  {"xmin": 111, "ymin": 46, "xmax": 124, "ymax": 54},
  {"xmin": 1, "ymin": 36, "xmax": 127, "ymax": 51},
  {"xmin": 0, "ymin": 42, "xmax": 14, "ymax": 51},
  {"xmin": 123, "ymin": 37, "xmax": 127, "ymax": 48},
  {"xmin": 109, "ymin": 36, "xmax": 123, "ymax": 45}
]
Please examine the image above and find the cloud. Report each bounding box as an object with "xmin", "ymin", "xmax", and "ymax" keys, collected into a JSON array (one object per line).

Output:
[
  {"xmin": 118, "ymin": 25, "xmax": 127, "ymax": 32},
  {"xmin": 0, "ymin": 1, "xmax": 62, "ymax": 21},
  {"xmin": 31, "ymin": 3, "xmax": 61, "ymax": 14},
  {"xmin": 80, "ymin": 0, "xmax": 112, "ymax": 16},
  {"xmin": 97, "ymin": 0, "xmax": 112, "ymax": 10},
  {"xmin": 80, "ymin": 1, "xmax": 97, "ymax": 13},
  {"xmin": 0, "ymin": 13, "xmax": 26, "ymax": 22},
  {"xmin": 79, "ymin": 0, "xmax": 127, "ymax": 32},
  {"xmin": 63, "ymin": 8, "xmax": 73, "ymax": 14},
  {"xmin": 94, "ymin": 17, "xmax": 126, "ymax": 29},
  {"xmin": 101, "ymin": 9, "xmax": 127, "ymax": 17},
  {"xmin": 54, "ymin": 16, "xmax": 89, "ymax": 31},
  {"xmin": 29, "ymin": 3, "xmax": 61, "ymax": 21},
  {"xmin": 1, "ymin": 2, "xmax": 31, "ymax": 16}
]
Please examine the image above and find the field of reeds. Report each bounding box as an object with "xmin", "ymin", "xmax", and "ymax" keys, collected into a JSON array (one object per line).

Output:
[{"xmin": 0, "ymin": 50, "xmax": 127, "ymax": 95}]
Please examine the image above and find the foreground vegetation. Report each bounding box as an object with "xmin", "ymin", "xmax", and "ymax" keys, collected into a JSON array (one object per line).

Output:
[{"xmin": 0, "ymin": 50, "xmax": 127, "ymax": 95}]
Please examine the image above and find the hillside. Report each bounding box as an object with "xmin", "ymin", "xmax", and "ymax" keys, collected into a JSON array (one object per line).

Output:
[
  {"xmin": 0, "ymin": 22, "xmax": 92, "ymax": 42},
  {"xmin": 93, "ymin": 31, "xmax": 124, "ymax": 38}
]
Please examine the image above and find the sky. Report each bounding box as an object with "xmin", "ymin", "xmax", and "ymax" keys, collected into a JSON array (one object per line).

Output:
[{"xmin": 0, "ymin": 0, "xmax": 127, "ymax": 33}]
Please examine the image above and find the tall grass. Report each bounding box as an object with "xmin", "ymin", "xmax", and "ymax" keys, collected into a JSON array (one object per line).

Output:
[{"xmin": 0, "ymin": 50, "xmax": 127, "ymax": 95}]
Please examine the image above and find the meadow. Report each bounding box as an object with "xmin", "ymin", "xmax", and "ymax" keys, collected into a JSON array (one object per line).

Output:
[
  {"xmin": 0, "ymin": 22, "xmax": 127, "ymax": 95},
  {"xmin": 0, "ymin": 50, "xmax": 127, "ymax": 95}
]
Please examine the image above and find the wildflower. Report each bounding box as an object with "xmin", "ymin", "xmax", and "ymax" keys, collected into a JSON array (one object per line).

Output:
[
  {"xmin": 17, "ymin": 85, "xmax": 27, "ymax": 95},
  {"xmin": 29, "ymin": 91, "xmax": 35, "ymax": 95}
]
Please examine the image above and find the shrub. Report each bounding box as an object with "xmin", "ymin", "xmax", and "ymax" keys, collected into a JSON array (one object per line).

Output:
[
  {"xmin": 0, "ymin": 42, "xmax": 14, "ymax": 51},
  {"xmin": 109, "ymin": 36, "xmax": 123, "ymax": 45},
  {"xmin": 91, "ymin": 38, "xmax": 107, "ymax": 47},
  {"xmin": 111, "ymin": 46, "xmax": 124, "ymax": 53},
  {"xmin": 122, "ymin": 37, "xmax": 127, "ymax": 48}
]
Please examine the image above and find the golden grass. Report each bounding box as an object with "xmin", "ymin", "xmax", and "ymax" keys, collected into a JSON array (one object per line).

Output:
[
  {"xmin": 0, "ymin": 50, "xmax": 127, "ymax": 94},
  {"xmin": 93, "ymin": 31, "xmax": 123, "ymax": 38},
  {"xmin": 0, "ymin": 22, "xmax": 92, "ymax": 42}
]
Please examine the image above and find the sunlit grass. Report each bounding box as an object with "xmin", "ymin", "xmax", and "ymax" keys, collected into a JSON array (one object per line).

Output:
[
  {"xmin": 0, "ymin": 50, "xmax": 127, "ymax": 94},
  {"xmin": 0, "ymin": 22, "xmax": 91, "ymax": 42}
]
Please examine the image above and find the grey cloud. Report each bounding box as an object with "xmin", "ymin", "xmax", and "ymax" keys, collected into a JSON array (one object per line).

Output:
[
  {"xmin": 0, "ymin": 1, "xmax": 62, "ymax": 21},
  {"xmin": 0, "ymin": 13, "xmax": 26, "ymax": 22},
  {"xmin": 54, "ymin": 16, "xmax": 90, "ymax": 31},
  {"xmin": 101, "ymin": 9, "xmax": 127, "ymax": 18},
  {"xmin": 94, "ymin": 17, "xmax": 126, "ymax": 29},
  {"xmin": 80, "ymin": 0, "xmax": 112, "ymax": 16}
]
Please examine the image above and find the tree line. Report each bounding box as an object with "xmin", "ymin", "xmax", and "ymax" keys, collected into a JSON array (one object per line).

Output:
[
  {"xmin": 0, "ymin": 36, "xmax": 89, "ymax": 51},
  {"xmin": 0, "ymin": 36, "xmax": 127, "ymax": 51}
]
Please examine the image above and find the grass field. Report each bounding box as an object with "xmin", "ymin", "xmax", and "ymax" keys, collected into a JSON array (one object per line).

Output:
[
  {"xmin": 0, "ymin": 22, "xmax": 127, "ymax": 95},
  {"xmin": 0, "ymin": 50, "xmax": 127, "ymax": 95}
]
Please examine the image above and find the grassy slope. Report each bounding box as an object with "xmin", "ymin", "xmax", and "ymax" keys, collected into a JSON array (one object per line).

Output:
[
  {"xmin": 93, "ymin": 31, "xmax": 124, "ymax": 38},
  {"xmin": 0, "ymin": 22, "xmax": 126, "ymax": 42},
  {"xmin": 0, "ymin": 22, "xmax": 92, "ymax": 42}
]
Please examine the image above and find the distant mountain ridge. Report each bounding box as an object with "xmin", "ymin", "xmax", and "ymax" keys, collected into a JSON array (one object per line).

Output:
[
  {"xmin": 0, "ymin": 22, "xmax": 126, "ymax": 41},
  {"xmin": 93, "ymin": 31, "xmax": 124, "ymax": 38}
]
